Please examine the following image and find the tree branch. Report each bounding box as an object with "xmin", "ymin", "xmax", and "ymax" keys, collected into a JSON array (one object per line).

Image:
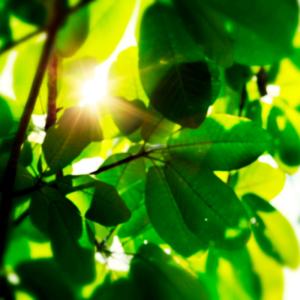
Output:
[
  {"xmin": 0, "ymin": 12, "xmax": 63, "ymax": 269},
  {"xmin": 45, "ymin": 53, "xmax": 59, "ymax": 130}
]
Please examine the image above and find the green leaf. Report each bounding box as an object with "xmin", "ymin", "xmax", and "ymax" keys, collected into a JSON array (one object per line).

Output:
[
  {"xmin": 206, "ymin": 248, "xmax": 262, "ymax": 300},
  {"xmin": 174, "ymin": 0, "xmax": 298, "ymax": 65},
  {"xmin": 0, "ymin": 276, "xmax": 14, "ymax": 300},
  {"xmin": 85, "ymin": 181, "xmax": 131, "ymax": 227},
  {"xmin": 130, "ymin": 244, "xmax": 210, "ymax": 300},
  {"xmin": 8, "ymin": 0, "xmax": 51, "ymax": 26},
  {"xmin": 139, "ymin": 3, "xmax": 220, "ymax": 128},
  {"xmin": 70, "ymin": 0, "xmax": 135, "ymax": 63},
  {"xmin": 16, "ymin": 259, "xmax": 75, "ymax": 300},
  {"xmin": 42, "ymin": 106, "xmax": 102, "ymax": 172},
  {"xmin": 56, "ymin": 6, "xmax": 89, "ymax": 57},
  {"xmin": 0, "ymin": 98, "xmax": 14, "ymax": 139},
  {"xmin": 167, "ymin": 114, "xmax": 270, "ymax": 170},
  {"xmin": 109, "ymin": 47, "xmax": 148, "ymax": 103},
  {"xmin": 118, "ymin": 205, "xmax": 150, "ymax": 238},
  {"xmin": 38, "ymin": 188, "xmax": 96, "ymax": 284},
  {"xmin": 243, "ymin": 194, "xmax": 300, "ymax": 269},
  {"xmin": 109, "ymin": 97, "xmax": 147, "ymax": 135},
  {"xmin": 91, "ymin": 279, "xmax": 139, "ymax": 300},
  {"xmin": 145, "ymin": 165, "xmax": 203, "ymax": 256},
  {"xmin": 225, "ymin": 64, "xmax": 252, "ymax": 92},
  {"xmin": 96, "ymin": 153, "xmax": 146, "ymax": 211},
  {"xmin": 145, "ymin": 161, "xmax": 250, "ymax": 256},
  {"xmin": 48, "ymin": 196, "xmax": 95, "ymax": 284},
  {"xmin": 234, "ymin": 161, "xmax": 286, "ymax": 200},
  {"xmin": 267, "ymin": 106, "xmax": 300, "ymax": 167}
]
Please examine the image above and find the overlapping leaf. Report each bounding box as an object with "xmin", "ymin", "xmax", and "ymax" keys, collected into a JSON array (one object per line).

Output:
[
  {"xmin": 167, "ymin": 114, "xmax": 270, "ymax": 170},
  {"xmin": 139, "ymin": 3, "xmax": 220, "ymax": 128},
  {"xmin": 145, "ymin": 160, "xmax": 250, "ymax": 256}
]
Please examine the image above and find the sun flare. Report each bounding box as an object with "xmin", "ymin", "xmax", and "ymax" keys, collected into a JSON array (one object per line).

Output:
[{"xmin": 79, "ymin": 61, "xmax": 110, "ymax": 107}]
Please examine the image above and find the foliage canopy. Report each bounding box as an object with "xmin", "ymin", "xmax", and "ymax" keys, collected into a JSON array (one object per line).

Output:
[{"xmin": 0, "ymin": 0, "xmax": 300, "ymax": 299}]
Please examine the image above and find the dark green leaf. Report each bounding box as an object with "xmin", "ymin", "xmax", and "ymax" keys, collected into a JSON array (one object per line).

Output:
[
  {"xmin": 0, "ymin": 97, "xmax": 14, "ymax": 138},
  {"xmin": 167, "ymin": 114, "xmax": 270, "ymax": 170},
  {"xmin": 174, "ymin": 0, "xmax": 298, "ymax": 65},
  {"xmin": 0, "ymin": 276, "xmax": 14, "ymax": 300},
  {"xmin": 85, "ymin": 181, "xmax": 131, "ymax": 226},
  {"xmin": 139, "ymin": 3, "xmax": 220, "ymax": 128},
  {"xmin": 56, "ymin": 6, "xmax": 89, "ymax": 57},
  {"xmin": 118, "ymin": 206, "xmax": 150, "ymax": 238},
  {"xmin": 39, "ymin": 188, "xmax": 96, "ymax": 284},
  {"xmin": 109, "ymin": 97, "xmax": 147, "ymax": 135},
  {"xmin": 130, "ymin": 244, "xmax": 210, "ymax": 300},
  {"xmin": 43, "ymin": 106, "xmax": 102, "ymax": 172},
  {"xmin": 16, "ymin": 259, "xmax": 75, "ymax": 300},
  {"xmin": 267, "ymin": 106, "xmax": 300, "ymax": 166},
  {"xmin": 96, "ymin": 153, "xmax": 146, "ymax": 211},
  {"xmin": 145, "ymin": 160, "xmax": 250, "ymax": 256},
  {"xmin": 225, "ymin": 64, "xmax": 252, "ymax": 92},
  {"xmin": 91, "ymin": 279, "xmax": 139, "ymax": 300}
]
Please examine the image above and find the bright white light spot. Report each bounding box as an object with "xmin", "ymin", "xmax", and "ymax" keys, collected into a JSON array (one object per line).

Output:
[
  {"xmin": 32, "ymin": 114, "xmax": 46, "ymax": 129},
  {"xmin": 259, "ymin": 154, "xmax": 279, "ymax": 168},
  {"xmin": 143, "ymin": 240, "xmax": 148, "ymax": 245},
  {"xmin": 79, "ymin": 61, "xmax": 110, "ymax": 107},
  {"xmin": 7, "ymin": 273, "xmax": 20, "ymax": 285},
  {"xmin": 28, "ymin": 131, "xmax": 46, "ymax": 144},
  {"xmin": 0, "ymin": 51, "xmax": 17, "ymax": 99},
  {"xmin": 250, "ymin": 217, "xmax": 257, "ymax": 225},
  {"xmin": 95, "ymin": 252, "xmax": 106, "ymax": 264},
  {"xmin": 164, "ymin": 248, "xmax": 171, "ymax": 255},
  {"xmin": 95, "ymin": 237, "xmax": 132, "ymax": 272},
  {"xmin": 204, "ymin": 218, "xmax": 208, "ymax": 222},
  {"xmin": 72, "ymin": 157, "xmax": 103, "ymax": 175},
  {"xmin": 261, "ymin": 95, "xmax": 273, "ymax": 104},
  {"xmin": 267, "ymin": 85, "xmax": 281, "ymax": 97},
  {"xmin": 79, "ymin": 0, "xmax": 138, "ymax": 107}
]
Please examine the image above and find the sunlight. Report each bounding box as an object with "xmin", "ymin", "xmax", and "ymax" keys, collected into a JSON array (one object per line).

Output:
[
  {"xmin": 79, "ymin": 0, "xmax": 138, "ymax": 107},
  {"xmin": 79, "ymin": 61, "xmax": 110, "ymax": 106}
]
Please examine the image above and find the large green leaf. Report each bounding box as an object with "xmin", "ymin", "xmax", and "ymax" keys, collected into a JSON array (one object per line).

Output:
[
  {"xmin": 109, "ymin": 47, "xmax": 148, "ymax": 103},
  {"xmin": 16, "ymin": 259, "xmax": 75, "ymax": 300},
  {"xmin": 109, "ymin": 97, "xmax": 147, "ymax": 135},
  {"xmin": 70, "ymin": 0, "xmax": 135, "ymax": 63},
  {"xmin": 206, "ymin": 248, "xmax": 262, "ymax": 300},
  {"xmin": 145, "ymin": 160, "xmax": 250, "ymax": 256},
  {"xmin": 56, "ymin": 6, "xmax": 89, "ymax": 57},
  {"xmin": 130, "ymin": 244, "xmax": 210, "ymax": 300},
  {"xmin": 234, "ymin": 161, "xmax": 286, "ymax": 200},
  {"xmin": 32, "ymin": 187, "xmax": 95, "ymax": 284},
  {"xmin": 167, "ymin": 114, "xmax": 270, "ymax": 170},
  {"xmin": 85, "ymin": 181, "xmax": 131, "ymax": 226},
  {"xmin": 243, "ymin": 194, "xmax": 300, "ymax": 269},
  {"xmin": 173, "ymin": 0, "xmax": 298, "ymax": 65},
  {"xmin": 42, "ymin": 106, "xmax": 102, "ymax": 172},
  {"xmin": 48, "ymin": 191, "xmax": 95, "ymax": 284},
  {"xmin": 139, "ymin": 3, "xmax": 220, "ymax": 128}
]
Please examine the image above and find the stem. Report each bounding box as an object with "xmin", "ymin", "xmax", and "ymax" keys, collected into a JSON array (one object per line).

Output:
[
  {"xmin": 91, "ymin": 149, "xmax": 153, "ymax": 175},
  {"xmin": 257, "ymin": 67, "xmax": 268, "ymax": 97},
  {"xmin": 13, "ymin": 149, "xmax": 154, "ymax": 226},
  {"xmin": 0, "ymin": 14, "xmax": 62, "ymax": 270},
  {"xmin": 45, "ymin": 53, "xmax": 59, "ymax": 130}
]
